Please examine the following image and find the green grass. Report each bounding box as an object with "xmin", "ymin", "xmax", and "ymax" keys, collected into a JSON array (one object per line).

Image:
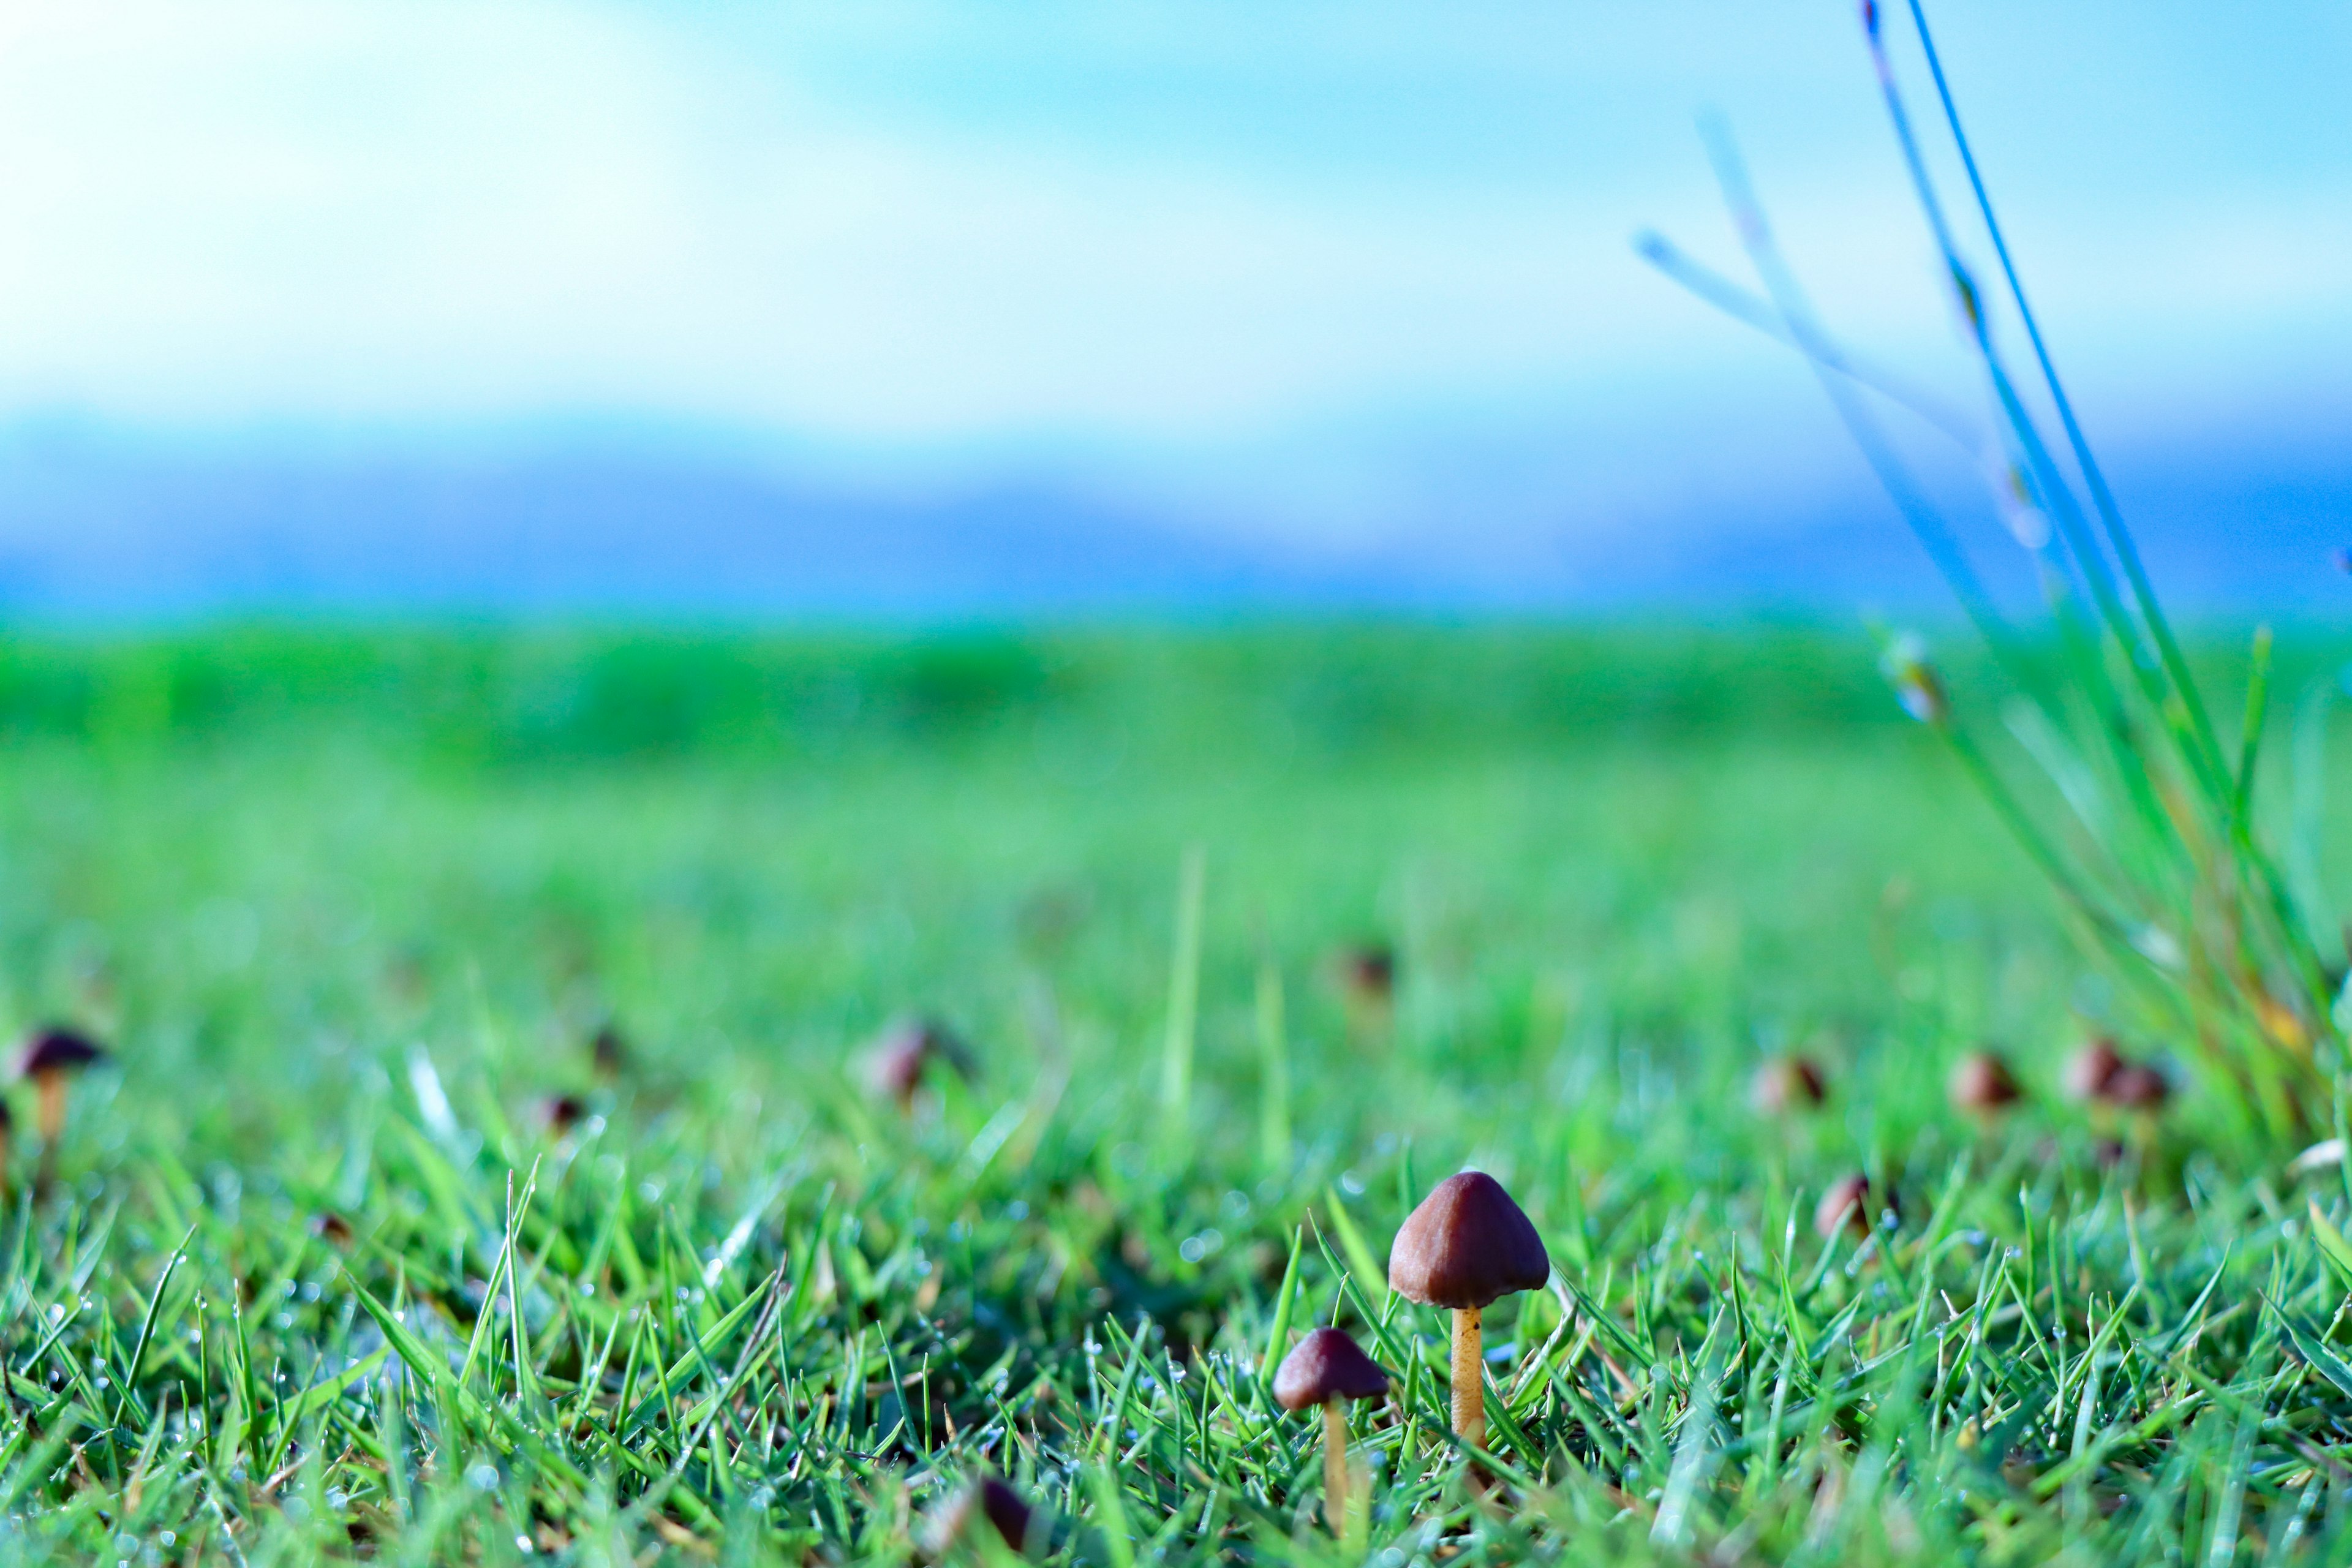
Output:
[{"xmin": 4, "ymin": 622, "xmax": 2352, "ymax": 1565}]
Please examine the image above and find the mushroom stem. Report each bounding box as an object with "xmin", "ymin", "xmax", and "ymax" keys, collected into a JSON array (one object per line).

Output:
[
  {"xmin": 35, "ymin": 1070, "xmax": 64, "ymax": 1149},
  {"xmin": 1451, "ymin": 1305, "xmax": 1483, "ymax": 1449},
  {"xmin": 1322, "ymin": 1398, "xmax": 1348, "ymax": 1532}
]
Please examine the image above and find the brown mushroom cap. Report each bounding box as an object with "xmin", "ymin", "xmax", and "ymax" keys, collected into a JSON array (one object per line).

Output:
[
  {"xmin": 1387, "ymin": 1170, "xmax": 1550, "ymax": 1310},
  {"xmin": 929, "ymin": 1475, "xmax": 1036, "ymax": 1556},
  {"xmin": 2064, "ymin": 1038, "xmax": 2125, "ymax": 1101},
  {"xmin": 13, "ymin": 1027, "xmax": 105, "ymax": 1081},
  {"xmin": 1751, "ymin": 1056, "xmax": 1828, "ymax": 1115},
  {"xmin": 1272, "ymin": 1327, "xmax": 1389, "ymax": 1411},
  {"xmin": 1948, "ymin": 1050, "xmax": 2022, "ymax": 1113},
  {"xmin": 590, "ymin": 1023, "xmax": 629, "ymax": 1079},
  {"xmin": 2100, "ymin": 1063, "xmax": 2169, "ymax": 1110},
  {"xmin": 865, "ymin": 1017, "xmax": 974, "ymax": 1101},
  {"xmin": 1336, "ymin": 944, "xmax": 1396, "ymax": 1001},
  {"xmin": 1814, "ymin": 1174, "xmax": 1879, "ymax": 1239}
]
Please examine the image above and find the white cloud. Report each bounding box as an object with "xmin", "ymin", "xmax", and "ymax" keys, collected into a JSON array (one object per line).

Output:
[{"xmin": 0, "ymin": 0, "xmax": 2342, "ymax": 519}]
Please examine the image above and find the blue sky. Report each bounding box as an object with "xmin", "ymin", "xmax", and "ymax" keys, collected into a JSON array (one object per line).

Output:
[{"xmin": 0, "ymin": 0, "xmax": 2346, "ymax": 608}]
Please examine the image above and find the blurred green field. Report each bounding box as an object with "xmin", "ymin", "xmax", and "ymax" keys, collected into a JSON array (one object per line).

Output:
[
  {"xmin": 7, "ymin": 620, "xmax": 2352, "ymax": 1566},
  {"xmin": 2, "ymin": 622, "xmax": 2067, "ymax": 1166}
]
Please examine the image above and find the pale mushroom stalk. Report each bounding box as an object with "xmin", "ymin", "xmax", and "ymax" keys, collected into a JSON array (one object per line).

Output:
[
  {"xmin": 1322, "ymin": 1400, "xmax": 1349, "ymax": 1531},
  {"xmin": 1452, "ymin": 1305, "xmax": 1484, "ymax": 1449},
  {"xmin": 33, "ymin": 1071, "xmax": 64, "ymax": 1150}
]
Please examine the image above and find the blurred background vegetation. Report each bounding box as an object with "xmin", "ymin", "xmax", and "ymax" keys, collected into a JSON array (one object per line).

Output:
[{"xmin": 4, "ymin": 620, "xmax": 2338, "ymax": 1184}]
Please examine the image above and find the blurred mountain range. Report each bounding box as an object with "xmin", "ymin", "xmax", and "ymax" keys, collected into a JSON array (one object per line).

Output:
[{"xmin": 1, "ymin": 427, "xmax": 2345, "ymax": 619}]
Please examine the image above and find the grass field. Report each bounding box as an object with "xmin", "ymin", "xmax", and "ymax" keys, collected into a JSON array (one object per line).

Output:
[{"xmin": 5, "ymin": 621, "xmax": 2352, "ymax": 1566}]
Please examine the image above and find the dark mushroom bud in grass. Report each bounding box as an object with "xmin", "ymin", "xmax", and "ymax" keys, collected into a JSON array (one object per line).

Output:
[
  {"xmin": 14, "ymin": 1027, "xmax": 106, "ymax": 1152},
  {"xmin": 533, "ymin": 1093, "xmax": 589, "ymax": 1139},
  {"xmin": 1751, "ymin": 1055, "xmax": 1827, "ymax": 1116},
  {"xmin": 1814, "ymin": 1174, "xmax": 1882, "ymax": 1240},
  {"xmin": 1948, "ymin": 1050, "xmax": 2022, "ymax": 1120},
  {"xmin": 310, "ymin": 1211, "xmax": 354, "ymax": 1247},
  {"xmin": 926, "ymin": 1474, "xmax": 1037, "ymax": 1558},
  {"xmin": 864, "ymin": 1017, "xmax": 974, "ymax": 1112},
  {"xmin": 590, "ymin": 1023, "xmax": 629, "ymax": 1083},
  {"xmin": 1387, "ymin": 1170, "xmax": 1548, "ymax": 1452},
  {"xmin": 1274, "ymin": 1327, "xmax": 1389, "ymax": 1532},
  {"xmin": 1335, "ymin": 944, "xmax": 1396, "ymax": 1005},
  {"xmin": 2064, "ymin": 1038, "xmax": 2125, "ymax": 1102},
  {"xmin": 2100, "ymin": 1063, "xmax": 2169, "ymax": 1111}
]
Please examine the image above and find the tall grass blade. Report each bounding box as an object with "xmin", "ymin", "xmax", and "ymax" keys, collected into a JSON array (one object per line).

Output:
[{"xmin": 1160, "ymin": 845, "xmax": 1207, "ymax": 1133}]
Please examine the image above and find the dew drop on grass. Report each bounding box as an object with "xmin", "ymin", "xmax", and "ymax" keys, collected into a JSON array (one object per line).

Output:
[{"xmin": 467, "ymin": 1463, "xmax": 499, "ymax": 1490}]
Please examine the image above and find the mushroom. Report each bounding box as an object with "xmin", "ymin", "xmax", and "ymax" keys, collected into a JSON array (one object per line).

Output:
[
  {"xmin": 14, "ymin": 1027, "xmax": 106, "ymax": 1155},
  {"xmin": 1273, "ymin": 1327, "xmax": 1389, "ymax": 1532},
  {"xmin": 1751, "ymin": 1055, "xmax": 1827, "ymax": 1116},
  {"xmin": 1948, "ymin": 1050, "xmax": 2022, "ymax": 1121},
  {"xmin": 590, "ymin": 1023, "xmax": 629, "ymax": 1083},
  {"xmin": 2064, "ymin": 1038, "xmax": 2125, "ymax": 1101},
  {"xmin": 1387, "ymin": 1170, "xmax": 1549, "ymax": 1452},
  {"xmin": 533, "ymin": 1093, "xmax": 589, "ymax": 1139},
  {"xmin": 1815, "ymin": 1174, "xmax": 1893, "ymax": 1240},
  {"xmin": 864, "ymin": 1017, "xmax": 974, "ymax": 1112},
  {"xmin": 925, "ymin": 1474, "xmax": 1037, "ymax": 1558},
  {"xmin": 2064, "ymin": 1038, "xmax": 2169, "ymax": 1120},
  {"xmin": 1335, "ymin": 944, "xmax": 1396, "ymax": 1005},
  {"xmin": 2101, "ymin": 1063, "xmax": 2169, "ymax": 1111}
]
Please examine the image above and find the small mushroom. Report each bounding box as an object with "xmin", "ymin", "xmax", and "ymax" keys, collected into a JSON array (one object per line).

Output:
[
  {"xmin": 1814, "ymin": 1174, "xmax": 1887, "ymax": 1240},
  {"xmin": 2100, "ymin": 1063, "xmax": 2169, "ymax": 1111},
  {"xmin": 1273, "ymin": 1327, "xmax": 1389, "ymax": 1532},
  {"xmin": 925, "ymin": 1474, "xmax": 1038, "ymax": 1558},
  {"xmin": 1335, "ymin": 944, "xmax": 1396, "ymax": 1005},
  {"xmin": 1387, "ymin": 1170, "xmax": 1549, "ymax": 1452},
  {"xmin": 2064, "ymin": 1038, "xmax": 2125, "ymax": 1101},
  {"xmin": 14, "ymin": 1027, "xmax": 107, "ymax": 1155},
  {"xmin": 1948, "ymin": 1050, "xmax": 2022, "ymax": 1120},
  {"xmin": 864, "ymin": 1017, "xmax": 974, "ymax": 1113},
  {"xmin": 1751, "ymin": 1055, "xmax": 1827, "ymax": 1116},
  {"xmin": 533, "ymin": 1093, "xmax": 590, "ymax": 1139},
  {"xmin": 590, "ymin": 1023, "xmax": 630, "ymax": 1083}
]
